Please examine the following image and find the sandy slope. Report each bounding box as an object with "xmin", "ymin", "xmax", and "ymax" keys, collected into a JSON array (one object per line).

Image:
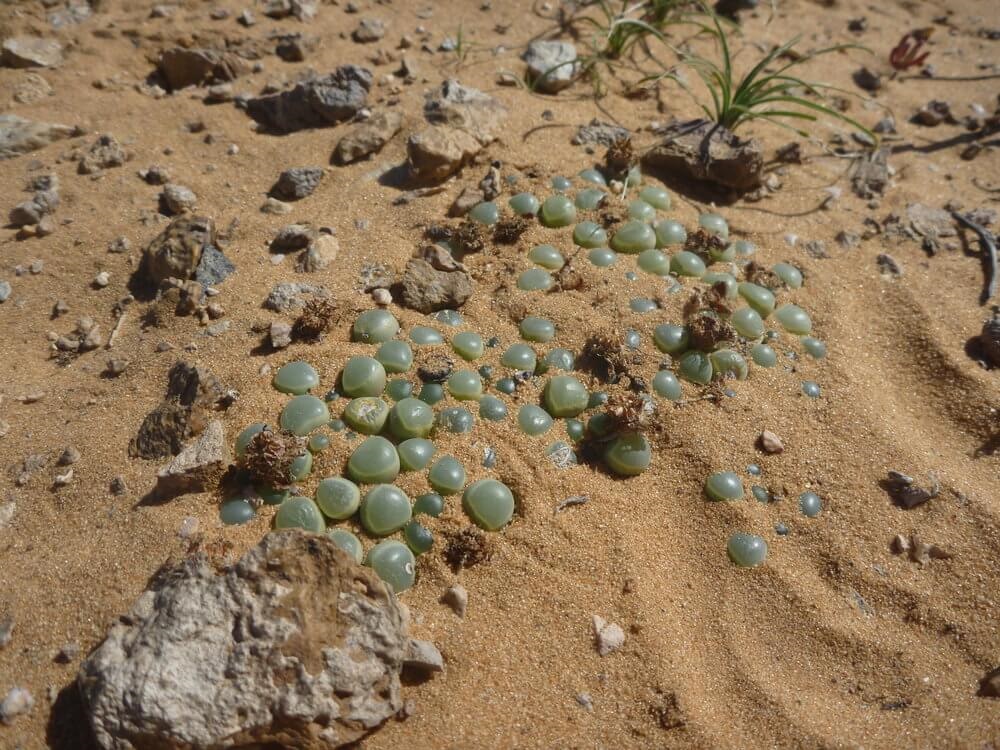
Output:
[{"xmin": 0, "ymin": 0, "xmax": 998, "ymax": 747}]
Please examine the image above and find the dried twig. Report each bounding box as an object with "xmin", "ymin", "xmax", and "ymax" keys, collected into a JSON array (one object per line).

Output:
[
  {"xmin": 952, "ymin": 211, "xmax": 998, "ymax": 304},
  {"xmin": 555, "ymin": 495, "xmax": 589, "ymax": 514}
]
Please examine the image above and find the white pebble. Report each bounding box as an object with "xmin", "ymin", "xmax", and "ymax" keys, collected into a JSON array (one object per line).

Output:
[
  {"xmin": 94, "ymin": 271, "xmax": 111, "ymax": 287},
  {"xmin": 783, "ymin": 233, "xmax": 798, "ymax": 247},
  {"xmin": 0, "ymin": 686, "xmax": 34, "ymax": 724},
  {"xmin": 371, "ymin": 288, "xmax": 392, "ymax": 306},
  {"xmin": 592, "ymin": 614, "xmax": 625, "ymax": 656}
]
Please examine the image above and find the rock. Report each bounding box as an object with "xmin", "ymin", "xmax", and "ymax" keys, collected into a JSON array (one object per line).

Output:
[
  {"xmin": 0, "ymin": 281, "xmax": 10, "ymax": 303},
  {"xmin": 979, "ymin": 312, "xmax": 1000, "ymax": 367},
  {"xmin": 55, "ymin": 642, "xmax": 80, "ymax": 664},
  {"xmin": 296, "ymin": 234, "xmax": 339, "ymax": 272},
  {"xmin": 371, "ymin": 288, "xmax": 392, "ymax": 305},
  {"xmin": 205, "ymin": 83, "xmax": 234, "ymax": 103},
  {"xmin": 572, "ymin": 118, "xmax": 629, "ymax": 146},
  {"xmin": 264, "ymin": 282, "xmax": 328, "ymax": 312},
  {"xmin": 156, "ymin": 420, "xmax": 227, "ymax": 496},
  {"xmin": 400, "ymin": 246, "xmax": 473, "ymax": 313},
  {"xmin": 261, "ymin": 197, "xmax": 292, "ymax": 215},
  {"xmin": 643, "ymin": 120, "xmax": 763, "ymax": 191},
  {"xmin": 144, "ymin": 215, "xmax": 216, "ymax": 287},
  {"xmin": 161, "ymin": 184, "xmax": 197, "ymax": 214},
  {"xmin": 851, "ymin": 147, "xmax": 890, "ymax": 198},
  {"xmin": 140, "ymin": 165, "xmax": 171, "ymax": 185},
  {"xmin": 906, "ymin": 202, "xmax": 956, "ymax": 245},
  {"xmin": 440, "ymin": 584, "xmax": 468, "ymax": 617},
  {"xmin": 58, "ymin": 446, "xmax": 81, "ymax": 466},
  {"xmin": 130, "ymin": 401, "xmax": 194, "ymax": 459},
  {"xmin": 912, "ymin": 100, "xmax": 955, "ymax": 127},
  {"xmin": 0, "ymin": 114, "xmax": 75, "ymax": 159},
  {"xmin": 0, "ymin": 501, "xmax": 15, "ymax": 528},
  {"xmin": 270, "ymin": 320, "xmax": 292, "ymax": 349},
  {"xmin": 157, "ymin": 48, "xmax": 248, "ymax": 90},
  {"xmin": 246, "ymin": 66, "xmax": 373, "ymax": 133},
  {"xmin": 758, "ymin": 430, "xmax": 783, "ymax": 454},
  {"xmin": 333, "ymin": 110, "xmax": 402, "ymax": 164},
  {"xmin": 522, "ymin": 40, "xmax": 577, "ymax": 93},
  {"xmin": 407, "ymin": 126, "xmax": 481, "ymax": 183},
  {"xmin": 270, "ymin": 167, "xmax": 324, "ymax": 201},
  {"xmin": 78, "ymin": 134, "xmax": 126, "ymax": 175},
  {"xmin": 876, "ymin": 253, "xmax": 902, "ymax": 278},
  {"xmin": 422, "ymin": 80, "xmax": 508, "ymax": 146},
  {"xmin": 979, "ymin": 667, "xmax": 1000, "ymax": 698},
  {"xmin": 352, "ymin": 18, "xmax": 385, "ymax": 43},
  {"xmin": 852, "ymin": 66, "xmax": 882, "ymax": 92},
  {"xmin": 2, "ymin": 37, "xmax": 63, "ymax": 68},
  {"xmin": 0, "ymin": 617, "xmax": 12, "ymax": 648},
  {"xmin": 271, "ymin": 224, "xmax": 317, "ymax": 252},
  {"xmin": 193, "ymin": 244, "xmax": 236, "ymax": 287},
  {"xmin": 592, "ymin": 614, "xmax": 625, "ymax": 656},
  {"xmin": 0, "ymin": 686, "xmax": 33, "ymax": 725},
  {"xmin": 13, "ymin": 72, "xmax": 52, "ymax": 103},
  {"xmin": 403, "ymin": 639, "xmax": 444, "ymax": 675},
  {"xmin": 94, "ymin": 271, "xmax": 111, "ymax": 288},
  {"xmin": 79, "ymin": 531, "xmax": 412, "ymax": 749},
  {"xmin": 275, "ymin": 34, "xmax": 312, "ymax": 63},
  {"xmin": 448, "ymin": 186, "xmax": 484, "ymax": 217}
]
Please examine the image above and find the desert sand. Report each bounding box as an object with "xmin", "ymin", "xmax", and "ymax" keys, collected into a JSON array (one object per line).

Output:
[{"xmin": 0, "ymin": 0, "xmax": 998, "ymax": 747}]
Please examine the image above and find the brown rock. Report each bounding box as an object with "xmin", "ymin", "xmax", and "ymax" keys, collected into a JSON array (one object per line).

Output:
[
  {"xmin": 144, "ymin": 215, "xmax": 216, "ymax": 286},
  {"xmin": 157, "ymin": 48, "xmax": 249, "ymax": 91},
  {"xmin": 407, "ymin": 126, "xmax": 480, "ymax": 183},
  {"xmin": 129, "ymin": 401, "xmax": 193, "ymax": 459},
  {"xmin": 643, "ymin": 121, "xmax": 763, "ymax": 191},
  {"xmin": 2, "ymin": 37, "xmax": 63, "ymax": 68},
  {"xmin": 759, "ymin": 430, "xmax": 784, "ymax": 454},
  {"xmin": 333, "ymin": 110, "xmax": 403, "ymax": 164},
  {"xmin": 78, "ymin": 134, "xmax": 126, "ymax": 175},
  {"xmin": 400, "ymin": 247, "xmax": 473, "ymax": 313}
]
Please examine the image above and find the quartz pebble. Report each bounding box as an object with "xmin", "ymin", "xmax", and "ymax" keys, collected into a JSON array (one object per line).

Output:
[
  {"xmin": 441, "ymin": 584, "xmax": 468, "ymax": 617},
  {"xmin": 591, "ymin": 614, "xmax": 625, "ymax": 656}
]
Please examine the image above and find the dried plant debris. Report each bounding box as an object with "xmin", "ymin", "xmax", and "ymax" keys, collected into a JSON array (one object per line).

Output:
[
  {"xmin": 605, "ymin": 392, "xmax": 656, "ymax": 433},
  {"xmin": 241, "ymin": 428, "xmax": 305, "ymax": 491},
  {"xmin": 492, "ymin": 216, "xmax": 530, "ymax": 244},
  {"xmin": 451, "ymin": 220, "xmax": 488, "ymax": 254},
  {"xmin": 891, "ymin": 532, "xmax": 953, "ymax": 566},
  {"xmin": 292, "ymin": 297, "xmax": 339, "ymax": 341},
  {"xmin": 583, "ymin": 327, "xmax": 640, "ymax": 382},
  {"xmin": 603, "ymin": 137, "xmax": 636, "ymax": 181},
  {"xmin": 443, "ymin": 526, "xmax": 491, "ymax": 570},
  {"xmin": 687, "ymin": 313, "xmax": 736, "ymax": 351},
  {"xmin": 885, "ymin": 471, "xmax": 939, "ymax": 509}
]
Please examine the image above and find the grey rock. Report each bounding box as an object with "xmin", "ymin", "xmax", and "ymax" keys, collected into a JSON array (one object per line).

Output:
[
  {"xmin": 260, "ymin": 197, "xmax": 292, "ymax": 215},
  {"xmin": 79, "ymin": 531, "xmax": 412, "ymax": 749},
  {"xmin": 333, "ymin": 110, "xmax": 402, "ymax": 165},
  {"xmin": 156, "ymin": 420, "xmax": 227, "ymax": 496},
  {"xmin": 980, "ymin": 312, "xmax": 1000, "ymax": 367},
  {"xmin": 448, "ymin": 186, "xmax": 484, "ymax": 217},
  {"xmin": 275, "ymin": 34, "xmax": 313, "ymax": 63},
  {"xmin": 643, "ymin": 120, "xmax": 762, "ymax": 191},
  {"xmin": 422, "ymin": 79, "xmax": 508, "ymax": 146},
  {"xmin": 0, "ymin": 617, "xmax": 12, "ymax": 648},
  {"xmin": 403, "ymin": 639, "xmax": 444, "ymax": 674},
  {"xmin": 270, "ymin": 167, "xmax": 324, "ymax": 201},
  {"xmin": 400, "ymin": 246, "xmax": 473, "ymax": 313},
  {"xmin": 0, "ymin": 501, "xmax": 14, "ymax": 528},
  {"xmin": 0, "ymin": 114, "xmax": 75, "ymax": 159},
  {"xmin": 13, "ymin": 72, "xmax": 52, "ymax": 103},
  {"xmin": 271, "ymin": 224, "xmax": 316, "ymax": 252},
  {"xmin": 2, "ymin": 36, "xmax": 63, "ymax": 68},
  {"xmin": 58, "ymin": 446, "xmax": 81, "ymax": 466},
  {"xmin": 78, "ymin": 134, "xmax": 126, "ymax": 175},
  {"xmin": 906, "ymin": 202, "xmax": 956, "ymax": 241},
  {"xmin": 246, "ymin": 66, "xmax": 373, "ymax": 133},
  {"xmin": 140, "ymin": 164, "xmax": 171, "ymax": 185},
  {"xmin": 522, "ymin": 40, "xmax": 578, "ymax": 93},
  {"xmin": 851, "ymin": 147, "xmax": 890, "ymax": 198},
  {"xmin": 352, "ymin": 18, "xmax": 385, "ymax": 43},
  {"xmin": 161, "ymin": 183, "xmax": 197, "ymax": 214},
  {"xmin": 193, "ymin": 244, "xmax": 235, "ymax": 287},
  {"xmin": 264, "ymin": 282, "xmax": 328, "ymax": 312},
  {"xmin": 270, "ymin": 320, "xmax": 292, "ymax": 349},
  {"xmin": 0, "ymin": 281, "xmax": 9, "ymax": 303},
  {"xmin": 0, "ymin": 686, "xmax": 33, "ymax": 725},
  {"xmin": 440, "ymin": 584, "xmax": 468, "ymax": 617},
  {"xmin": 157, "ymin": 47, "xmax": 248, "ymax": 91},
  {"xmin": 144, "ymin": 215, "xmax": 216, "ymax": 286},
  {"xmin": 571, "ymin": 118, "xmax": 629, "ymax": 146}
]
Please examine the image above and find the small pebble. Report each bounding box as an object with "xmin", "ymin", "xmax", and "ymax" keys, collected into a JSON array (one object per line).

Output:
[
  {"xmin": 0, "ymin": 686, "xmax": 34, "ymax": 724},
  {"xmin": 94, "ymin": 271, "xmax": 111, "ymax": 288},
  {"xmin": 372, "ymin": 288, "xmax": 392, "ymax": 306},
  {"xmin": 759, "ymin": 430, "xmax": 784, "ymax": 454},
  {"xmin": 592, "ymin": 614, "xmax": 625, "ymax": 656},
  {"xmin": 441, "ymin": 584, "xmax": 468, "ymax": 617}
]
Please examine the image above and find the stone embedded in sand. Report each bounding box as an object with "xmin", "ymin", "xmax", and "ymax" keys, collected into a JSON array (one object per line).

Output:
[
  {"xmin": 160, "ymin": 183, "xmax": 197, "ymax": 214},
  {"xmin": 155, "ymin": 420, "xmax": 227, "ymax": 497},
  {"xmin": 759, "ymin": 430, "xmax": 784, "ymax": 454},
  {"xmin": 0, "ymin": 114, "xmax": 75, "ymax": 159},
  {"xmin": 157, "ymin": 47, "xmax": 248, "ymax": 90},
  {"xmin": 246, "ymin": 66, "xmax": 373, "ymax": 133},
  {"xmin": 522, "ymin": 40, "xmax": 578, "ymax": 93},
  {"xmin": 407, "ymin": 126, "xmax": 481, "ymax": 183},
  {"xmin": 333, "ymin": 110, "xmax": 402, "ymax": 164},
  {"xmin": 0, "ymin": 686, "xmax": 33, "ymax": 725},
  {"xmin": 79, "ymin": 531, "xmax": 414, "ymax": 749},
  {"xmin": 144, "ymin": 215, "xmax": 216, "ymax": 287},
  {"xmin": 572, "ymin": 118, "xmax": 629, "ymax": 147},
  {"xmin": 78, "ymin": 133, "xmax": 126, "ymax": 175},
  {"xmin": 980, "ymin": 312, "xmax": 1000, "ymax": 367},
  {"xmin": 591, "ymin": 614, "xmax": 625, "ymax": 656},
  {"xmin": 1, "ymin": 37, "xmax": 63, "ymax": 68},
  {"xmin": 643, "ymin": 120, "xmax": 763, "ymax": 192},
  {"xmin": 400, "ymin": 246, "xmax": 473, "ymax": 313}
]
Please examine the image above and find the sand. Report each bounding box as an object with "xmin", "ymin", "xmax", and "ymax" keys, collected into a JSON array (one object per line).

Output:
[{"xmin": 0, "ymin": 0, "xmax": 998, "ymax": 747}]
